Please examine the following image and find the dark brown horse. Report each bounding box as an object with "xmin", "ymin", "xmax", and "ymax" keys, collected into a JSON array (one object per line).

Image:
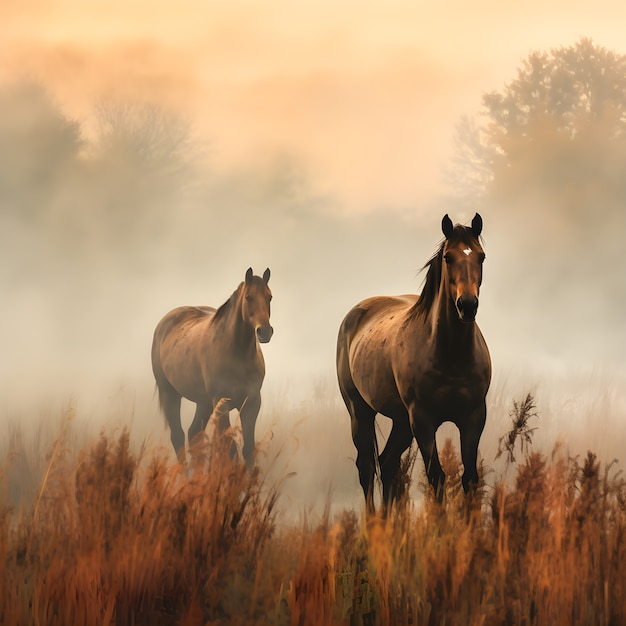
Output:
[
  {"xmin": 151, "ymin": 268, "xmax": 273, "ymax": 465},
  {"xmin": 336, "ymin": 214, "xmax": 491, "ymax": 511}
]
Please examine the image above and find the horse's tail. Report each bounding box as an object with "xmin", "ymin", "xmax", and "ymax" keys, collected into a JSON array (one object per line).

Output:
[
  {"xmin": 151, "ymin": 331, "xmax": 165, "ymax": 419},
  {"xmin": 151, "ymin": 320, "xmax": 178, "ymax": 427}
]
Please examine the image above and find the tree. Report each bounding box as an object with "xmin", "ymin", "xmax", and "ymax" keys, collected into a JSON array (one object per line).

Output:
[
  {"xmin": 86, "ymin": 101, "xmax": 201, "ymax": 245},
  {"xmin": 90, "ymin": 101, "xmax": 195, "ymax": 186},
  {"xmin": 0, "ymin": 80, "xmax": 82, "ymax": 217},
  {"xmin": 453, "ymin": 38, "xmax": 626, "ymax": 208}
]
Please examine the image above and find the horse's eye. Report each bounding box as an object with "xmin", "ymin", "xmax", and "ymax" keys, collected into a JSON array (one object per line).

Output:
[
  {"xmin": 245, "ymin": 295, "xmax": 253, "ymax": 302},
  {"xmin": 443, "ymin": 253, "xmax": 453, "ymax": 264}
]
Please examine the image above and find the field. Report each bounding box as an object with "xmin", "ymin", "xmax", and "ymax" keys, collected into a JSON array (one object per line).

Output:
[{"xmin": 1, "ymin": 383, "xmax": 625, "ymax": 626}]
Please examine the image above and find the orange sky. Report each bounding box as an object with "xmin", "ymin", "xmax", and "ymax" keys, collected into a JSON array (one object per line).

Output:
[{"xmin": 4, "ymin": 1, "xmax": 626, "ymax": 213}]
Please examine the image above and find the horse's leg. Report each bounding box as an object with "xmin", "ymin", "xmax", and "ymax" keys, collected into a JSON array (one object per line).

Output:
[
  {"xmin": 409, "ymin": 406, "xmax": 445, "ymax": 501},
  {"xmin": 344, "ymin": 397, "xmax": 377, "ymax": 514},
  {"xmin": 215, "ymin": 403, "xmax": 231, "ymax": 434},
  {"xmin": 161, "ymin": 388, "xmax": 185, "ymax": 460},
  {"xmin": 459, "ymin": 402, "xmax": 487, "ymax": 492},
  {"xmin": 337, "ymin": 322, "xmax": 378, "ymax": 514},
  {"xmin": 188, "ymin": 402, "xmax": 213, "ymax": 446},
  {"xmin": 240, "ymin": 393, "xmax": 261, "ymax": 470},
  {"xmin": 379, "ymin": 415, "xmax": 413, "ymax": 510},
  {"xmin": 337, "ymin": 374, "xmax": 377, "ymax": 514}
]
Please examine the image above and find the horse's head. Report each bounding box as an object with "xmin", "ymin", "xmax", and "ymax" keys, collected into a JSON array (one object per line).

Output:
[
  {"xmin": 441, "ymin": 213, "xmax": 485, "ymax": 323},
  {"xmin": 243, "ymin": 267, "xmax": 273, "ymax": 343}
]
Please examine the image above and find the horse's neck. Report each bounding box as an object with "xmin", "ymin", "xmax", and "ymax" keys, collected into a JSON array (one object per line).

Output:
[
  {"xmin": 219, "ymin": 291, "xmax": 256, "ymax": 354},
  {"xmin": 429, "ymin": 289, "xmax": 475, "ymax": 356}
]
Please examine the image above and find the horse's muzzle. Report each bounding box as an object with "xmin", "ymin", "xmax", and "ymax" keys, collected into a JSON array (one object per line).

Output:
[
  {"xmin": 456, "ymin": 295, "xmax": 479, "ymax": 323},
  {"xmin": 256, "ymin": 325, "xmax": 274, "ymax": 343}
]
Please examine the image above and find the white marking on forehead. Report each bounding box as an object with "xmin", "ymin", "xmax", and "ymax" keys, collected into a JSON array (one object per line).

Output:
[{"xmin": 463, "ymin": 248, "xmax": 472, "ymax": 256}]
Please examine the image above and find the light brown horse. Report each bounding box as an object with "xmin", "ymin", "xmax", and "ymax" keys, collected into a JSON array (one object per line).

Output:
[
  {"xmin": 151, "ymin": 268, "xmax": 273, "ymax": 465},
  {"xmin": 336, "ymin": 214, "xmax": 491, "ymax": 511}
]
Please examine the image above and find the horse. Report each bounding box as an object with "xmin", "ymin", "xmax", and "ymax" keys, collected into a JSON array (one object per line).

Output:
[
  {"xmin": 151, "ymin": 267, "xmax": 273, "ymax": 465},
  {"xmin": 336, "ymin": 214, "xmax": 491, "ymax": 511}
]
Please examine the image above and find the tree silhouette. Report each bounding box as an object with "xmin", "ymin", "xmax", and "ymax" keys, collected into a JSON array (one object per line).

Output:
[
  {"xmin": 90, "ymin": 101, "xmax": 195, "ymax": 185},
  {"xmin": 86, "ymin": 100, "xmax": 201, "ymax": 247},
  {"xmin": 453, "ymin": 38, "xmax": 626, "ymax": 208},
  {"xmin": 0, "ymin": 81, "xmax": 82, "ymax": 218}
]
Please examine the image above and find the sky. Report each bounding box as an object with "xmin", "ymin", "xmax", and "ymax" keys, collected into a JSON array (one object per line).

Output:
[
  {"xmin": 1, "ymin": 1, "xmax": 625, "ymax": 492},
  {"xmin": 5, "ymin": 1, "xmax": 626, "ymax": 211}
]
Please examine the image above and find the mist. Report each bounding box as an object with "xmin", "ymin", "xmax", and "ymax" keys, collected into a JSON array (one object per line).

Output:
[
  {"xmin": 0, "ymin": 99, "xmax": 438, "ymax": 416},
  {"xmin": 1, "ymin": 7, "xmax": 625, "ymax": 513}
]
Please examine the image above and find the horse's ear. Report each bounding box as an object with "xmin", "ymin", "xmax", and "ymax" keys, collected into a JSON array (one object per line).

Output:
[
  {"xmin": 263, "ymin": 268, "xmax": 270, "ymax": 284},
  {"xmin": 442, "ymin": 214, "xmax": 454, "ymax": 239},
  {"xmin": 471, "ymin": 213, "xmax": 483, "ymax": 238},
  {"xmin": 245, "ymin": 267, "xmax": 253, "ymax": 284}
]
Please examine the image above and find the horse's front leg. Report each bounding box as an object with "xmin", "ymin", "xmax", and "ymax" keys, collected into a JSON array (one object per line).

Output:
[
  {"xmin": 409, "ymin": 404, "xmax": 445, "ymax": 501},
  {"xmin": 209, "ymin": 398, "xmax": 237, "ymax": 460},
  {"xmin": 459, "ymin": 402, "xmax": 487, "ymax": 492},
  {"xmin": 188, "ymin": 402, "xmax": 214, "ymax": 446},
  {"xmin": 239, "ymin": 392, "xmax": 261, "ymax": 470},
  {"xmin": 379, "ymin": 415, "xmax": 413, "ymax": 511}
]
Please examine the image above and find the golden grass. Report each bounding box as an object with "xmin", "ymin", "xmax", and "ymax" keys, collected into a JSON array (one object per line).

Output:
[{"xmin": 1, "ymin": 399, "xmax": 625, "ymax": 626}]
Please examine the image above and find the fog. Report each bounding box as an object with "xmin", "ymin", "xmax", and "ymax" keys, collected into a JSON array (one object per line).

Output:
[{"xmin": 1, "ymin": 4, "xmax": 625, "ymax": 512}]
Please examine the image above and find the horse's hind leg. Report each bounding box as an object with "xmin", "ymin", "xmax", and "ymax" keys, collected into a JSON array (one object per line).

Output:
[
  {"xmin": 379, "ymin": 416, "xmax": 413, "ymax": 510},
  {"xmin": 337, "ymin": 318, "xmax": 378, "ymax": 513},
  {"xmin": 152, "ymin": 344, "xmax": 185, "ymax": 459},
  {"xmin": 160, "ymin": 387, "xmax": 184, "ymax": 460},
  {"xmin": 339, "ymin": 388, "xmax": 377, "ymax": 513}
]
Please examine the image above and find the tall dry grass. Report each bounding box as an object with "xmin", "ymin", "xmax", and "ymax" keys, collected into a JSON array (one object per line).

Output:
[
  {"xmin": 1, "ymin": 395, "xmax": 625, "ymax": 625},
  {"xmin": 1, "ymin": 423, "xmax": 285, "ymax": 625}
]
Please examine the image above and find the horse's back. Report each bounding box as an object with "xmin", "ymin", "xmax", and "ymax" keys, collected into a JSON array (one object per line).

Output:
[
  {"xmin": 152, "ymin": 306, "xmax": 218, "ymax": 395},
  {"xmin": 337, "ymin": 295, "xmax": 417, "ymax": 415},
  {"xmin": 153, "ymin": 305, "xmax": 216, "ymax": 346},
  {"xmin": 338, "ymin": 295, "xmax": 417, "ymax": 354},
  {"xmin": 156, "ymin": 304, "xmax": 215, "ymax": 331}
]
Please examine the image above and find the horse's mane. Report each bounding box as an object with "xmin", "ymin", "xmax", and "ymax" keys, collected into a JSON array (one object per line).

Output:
[
  {"xmin": 213, "ymin": 282, "xmax": 244, "ymax": 321},
  {"xmin": 410, "ymin": 225, "xmax": 482, "ymax": 320},
  {"xmin": 410, "ymin": 246, "xmax": 444, "ymax": 320}
]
